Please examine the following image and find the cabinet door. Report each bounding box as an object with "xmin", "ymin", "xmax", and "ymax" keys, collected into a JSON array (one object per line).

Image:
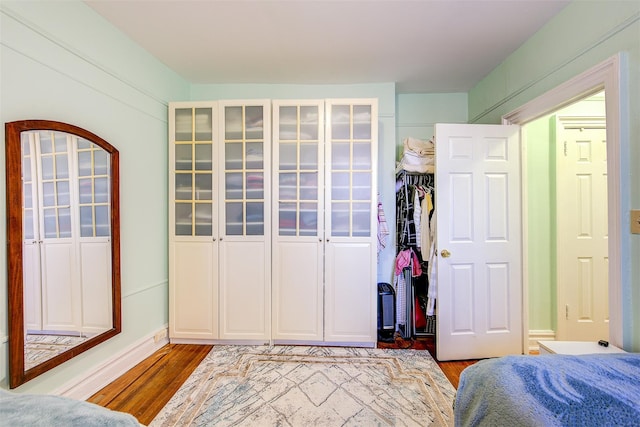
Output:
[
  {"xmin": 218, "ymin": 101, "xmax": 271, "ymax": 341},
  {"xmin": 271, "ymin": 100, "xmax": 324, "ymax": 342},
  {"xmin": 169, "ymin": 103, "xmax": 219, "ymax": 339},
  {"xmin": 324, "ymin": 100, "xmax": 377, "ymax": 345}
]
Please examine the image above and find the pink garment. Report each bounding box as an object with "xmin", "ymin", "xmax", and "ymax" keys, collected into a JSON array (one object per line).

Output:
[
  {"xmin": 395, "ymin": 248, "xmax": 422, "ymax": 277},
  {"xmin": 395, "ymin": 249, "xmax": 412, "ymax": 275}
]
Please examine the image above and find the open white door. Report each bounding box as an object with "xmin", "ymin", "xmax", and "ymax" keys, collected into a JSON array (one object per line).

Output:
[{"xmin": 435, "ymin": 123, "xmax": 522, "ymax": 361}]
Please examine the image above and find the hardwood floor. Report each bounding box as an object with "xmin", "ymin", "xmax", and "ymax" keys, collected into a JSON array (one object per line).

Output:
[{"xmin": 88, "ymin": 337, "xmax": 477, "ymax": 425}]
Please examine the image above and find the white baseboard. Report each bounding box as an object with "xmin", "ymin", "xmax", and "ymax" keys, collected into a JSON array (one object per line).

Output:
[
  {"xmin": 528, "ymin": 329, "xmax": 556, "ymax": 352},
  {"xmin": 54, "ymin": 325, "xmax": 169, "ymax": 400}
]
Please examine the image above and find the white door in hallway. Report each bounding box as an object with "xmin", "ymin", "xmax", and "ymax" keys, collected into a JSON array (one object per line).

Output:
[
  {"xmin": 435, "ymin": 124, "xmax": 523, "ymax": 361},
  {"xmin": 556, "ymin": 118, "xmax": 609, "ymax": 341}
]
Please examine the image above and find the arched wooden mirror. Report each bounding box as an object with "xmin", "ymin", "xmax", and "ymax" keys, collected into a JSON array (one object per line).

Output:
[{"xmin": 5, "ymin": 120, "xmax": 120, "ymax": 388}]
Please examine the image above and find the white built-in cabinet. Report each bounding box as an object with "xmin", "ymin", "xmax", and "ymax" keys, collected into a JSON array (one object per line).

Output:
[{"xmin": 169, "ymin": 99, "xmax": 377, "ymax": 346}]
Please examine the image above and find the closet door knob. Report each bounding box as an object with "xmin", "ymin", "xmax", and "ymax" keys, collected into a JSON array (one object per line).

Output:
[
  {"xmin": 212, "ymin": 237, "xmax": 216, "ymax": 242},
  {"xmin": 440, "ymin": 249, "xmax": 451, "ymax": 258}
]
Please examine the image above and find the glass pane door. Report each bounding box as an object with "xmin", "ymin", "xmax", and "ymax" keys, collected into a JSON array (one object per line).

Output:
[
  {"xmin": 77, "ymin": 137, "xmax": 111, "ymax": 237},
  {"xmin": 275, "ymin": 104, "xmax": 321, "ymax": 237},
  {"xmin": 174, "ymin": 107, "xmax": 214, "ymax": 236},
  {"xmin": 328, "ymin": 103, "xmax": 373, "ymax": 237},
  {"xmin": 223, "ymin": 105, "xmax": 266, "ymax": 236},
  {"xmin": 37, "ymin": 131, "xmax": 73, "ymax": 239}
]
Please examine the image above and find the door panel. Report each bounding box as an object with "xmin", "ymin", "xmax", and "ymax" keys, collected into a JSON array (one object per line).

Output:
[
  {"xmin": 436, "ymin": 123, "xmax": 522, "ymax": 361},
  {"xmin": 556, "ymin": 120, "xmax": 608, "ymax": 340}
]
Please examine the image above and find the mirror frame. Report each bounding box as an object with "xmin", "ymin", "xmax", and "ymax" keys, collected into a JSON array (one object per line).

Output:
[{"xmin": 5, "ymin": 120, "xmax": 121, "ymax": 388}]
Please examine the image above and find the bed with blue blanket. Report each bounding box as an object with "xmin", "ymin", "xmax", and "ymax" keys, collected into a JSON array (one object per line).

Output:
[
  {"xmin": 454, "ymin": 353, "xmax": 640, "ymax": 426},
  {"xmin": 0, "ymin": 389, "xmax": 141, "ymax": 426}
]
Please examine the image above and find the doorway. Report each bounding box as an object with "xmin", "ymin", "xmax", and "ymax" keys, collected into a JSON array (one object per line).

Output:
[
  {"xmin": 523, "ymin": 92, "xmax": 609, "ymax": 345},
  {"xmin": 503, "ymin": 54, "xmax": 624, "ymax": 352}
]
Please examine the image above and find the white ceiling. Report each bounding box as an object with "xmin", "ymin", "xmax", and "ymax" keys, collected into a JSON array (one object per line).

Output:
[{"xmin": 85, "ymin": 0, "xmax": 570, "ymax": 93}]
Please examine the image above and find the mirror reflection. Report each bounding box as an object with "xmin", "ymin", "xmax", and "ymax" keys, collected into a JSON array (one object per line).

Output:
[
  {"xmin": 21, "ymin": 130, "xmax": 112, "ymax": 370},
  {"xmin": 6, "ymin": 120, "xmax": 121, "ymax": 388}
]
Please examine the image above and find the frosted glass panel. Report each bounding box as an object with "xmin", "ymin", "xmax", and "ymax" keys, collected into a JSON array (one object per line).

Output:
[
  {"xmin": 225, "ymin": 202, "xmax": 243, "ymax": 235},
  {"xmin": 245, "ymin": 106, "xmax": 264, "ymax": 139},
  {"xmin": 58, "ymin": 208, "xmax": 71, "ymax": 237},
  {"xmin": 95, "ymin": 177, "xmax": 109, "ymax": 203},
  {"xmin": 94, "ymin": 150, "xmax": 108, "ymax": 175},
  {"xmin": 246, "ymin": 172, "xmax": 264, "ymax": 199},
  {"xmin": 279, "ymin": 106, "xmax": 297, "ymax": 140},
  {"xmin": 194, "ymin": 108, "xmax": 213, "ymax": 141},
  {"xmin": 331, "ymin": 105, "xmax": 350, "ymax": 140},
  {"xmin": 246, "ymin": 202, "xmax": 264, "ymax": 235},
  {"xmin": 24, "ymin": 183, "xmax": 33, "ymax": 209},
  {"xmin": 332, "ymin": 172, "xmax": 349, "ymax": 200},
  {"xmin": 300, "ymin": 202, "xmax": 317, "ymax": 236},
  {"xmin": 331, "ymin": 142, "xmax": 350, "ymax": 170},
  {"xmin": 175, "ymin": 174, "xmax": 192, "ymax": 200},
  {"xmin": 95, "ymin": 205, "xmax": 110, "ymax": 237},
  {"xmin": 78, "ymin": 152, "xmax": 91, "ymax": 176},
  {"xmin": 353, "ymin": 141, "xmax": 371, "ymax": 170},
  {"xmin": 53, "ymin": 134, "xmax": 66, "ymax": 153},
  {"xmin": 353, "ymin": 105, "xmax": 372, "ymax": 139},
  {"xmin": 56, "ymin": 154, "xmax": 69, "ymax": 179},
  {"xmin": 279, "ymin": 202, "xmax": 296, "ymax": 236},
  {"xmin": 279, "ymin": 143, "xmax": 297, "ymax": 170},
  {"xmin": 42, "ymin": 183, "xmax": 55, "ymax": 207},
  {"xmin": 225, "ymin": 107, "xmax": 243, "ymax": 140},
  {"xmin": 175, "ymin": 145, "xmax": 192, "ymax": 170},
  {"xmin": 353, "ymin": 202, "xmax": 371, "ymax": 237},
  {"xmin": 57, "ymin": 181, "xmax": 70, "ymax": 206},
  {"xmin": 175, "ymin": 108, "xmax": 193, "ymax": 141},
  {"xmin": 300, "ymin": 105, "xmax": 319, "ymax": 140},
  {"xmin": 194, "ymin": 204, "xmax": 212, "ymax": 236},
  {"xmin": 331, "ymin": 203, "xmax": 349, "ymax": 237},
  {"xmin": 194, "ymin": 145, "xmax": 212, "ymax": 170},
  {"xmin": 24, "ymin": 210, "xmax": 34, "ymax": 240},
  {"xmin": 279, "ymin": 173, "xmax": 297, "ymax": 200},
  {"xmin": 194, "ymin": 174, "xmax": 212, "ymax": 200},
  {"xmin": 80, "ymin": 206, "xmax": 93, "ymax": 237},
  {"xmin": 300, "ymin": 172, "xmax": 318, "ymax": 200},
  {"xmin": 175, "ymin": 204, "xmax": 192, "ymax": 235},
  {"xmin": 225, "ymin": 173, "xmax": 243, "ymax": 199},
  {"xmin": 41, "ymin": 157, "xmax": 53, "ymax": 180},
  {"xmin": 43, "ymin": 208, "xmax": 56, "ymax": 238},
  {"xmin": 225, "ymin": 142, "xmax": 242, "ymax": 170},
  {"xmin": 246, "ymin": 142, "xmax": 263, "ymax": 169},
  {"xmin": 300, "ymin": 142, "xmax": 318, "ymax": 170},
  {"xmin": 79, "ymin": 178, "xmax": 92, "ymax": 204},
  {"xmin": 39, "ymin": 132, "xmax": 52, "ymax": 153},
  {"xmin": 352, "ymin": 172, "xmax": 371, "ymax": 200}
]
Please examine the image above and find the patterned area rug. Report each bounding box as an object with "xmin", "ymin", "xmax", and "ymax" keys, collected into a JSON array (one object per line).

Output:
[{"xmin": 150, "ymin": 346, "xmax": 455, "ymax": 426}]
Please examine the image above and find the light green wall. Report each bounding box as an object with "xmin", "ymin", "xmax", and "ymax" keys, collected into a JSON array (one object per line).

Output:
[
  {"xmin": 469, "ymin": 1, "xmax": 640, "ymax": 350},
  {"xmin": 525, "ymin": 116, "xmax": 556, "ymax": 331},
  {"xmin": 396, "ymin": 93, "xmax": 468, "ymax": 157},
  {"xmin": 0, "ymin": 1, "xmax": 189, "ymax": 392}
]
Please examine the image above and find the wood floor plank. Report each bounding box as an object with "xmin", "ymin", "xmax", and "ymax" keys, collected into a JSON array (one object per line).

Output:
[{"xmin": 88, "ymin": 344, "xmax": 212, "ymax": 425}]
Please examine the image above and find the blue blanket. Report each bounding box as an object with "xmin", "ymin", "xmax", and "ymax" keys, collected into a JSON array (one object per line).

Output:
[
  {"xmin": 0, "ymin": 389, "xmax": 140, "ymax": 426},
  {"xmin": 454, "ymin": 353, "xmax": 640, "ymax": 426}
]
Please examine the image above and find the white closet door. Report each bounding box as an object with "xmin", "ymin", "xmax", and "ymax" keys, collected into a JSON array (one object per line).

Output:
[
  {"xmin": 218, "ymin": 101, "xmax": 271, "ymax": 342},
  {"xmin": 272, "ymin": 100, "xmax": 324, "ymax": 343},
  {"xmin": 323, "ymin": 100, "xmax": 377, "ymax": 345},
  {"xmin": 36, "ymin": 131, "xmax": 81, "ymax": 333},
  {"xmin": 169, "ymin": 103, "xmax": 219, "ymax": 340},
  {"xmin": 435, "ymin": 123, "xmax": 522, "ymax": 361}
]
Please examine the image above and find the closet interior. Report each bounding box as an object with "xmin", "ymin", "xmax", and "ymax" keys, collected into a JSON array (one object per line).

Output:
[{"xmin": 394, "ymin": 138, "xmax": 437, "ymax": 340}]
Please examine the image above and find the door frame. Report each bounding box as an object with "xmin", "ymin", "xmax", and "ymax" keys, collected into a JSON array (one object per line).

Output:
[{"xmin": 502, "ymin": 53, "xmax": 627, "ymax": 352}]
